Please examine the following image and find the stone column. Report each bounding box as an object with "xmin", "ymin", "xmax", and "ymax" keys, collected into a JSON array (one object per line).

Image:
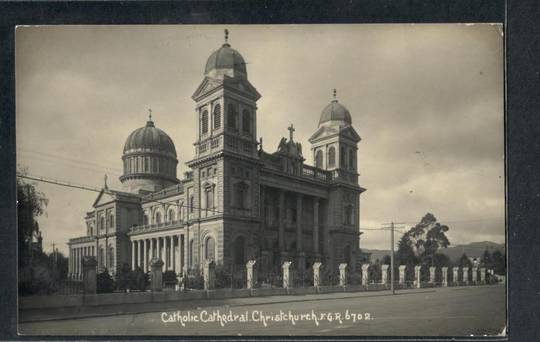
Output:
[
  {"xmin": 143, "ymin": 239, "xmax": 148, "ymax": 272},
  {"xmin": 75, "ymin": 248, "xmax": 80, "ymax": 280},
  {"xmin": 442, "ymin": 267, "xmax": 448, "ymax": 287},
  {"xmin": 203, "ymin": 260, "xmax": 216, "ymax": 290},
  {"xmin": 82, "ymin": 256, "xmax": 98, "ymax": 294},
  {"xmin": 150, "ymin": 257, "xmax": 164, "ymax": 292},
  {"xmin": 399, "ymin": 265, "xmax": 406, "ymax": 285},
  {"xmin": 453, "ymin": 267, "xmax": 459, "ymax": 284},
  {"xmin": 246, "ymin": 260, "xmax": 257, "ymax": 289},
  {"xmin": 282, "ymin": 261, "xmax": 293, "ymax": 289},
  {"xmin": 480, "ymin": 267, "xmax": 486, "ymax": 283},
  {"xmin": 472, "ymin": 267, "xmax": 478, "ymax": 283},
  {"xmin": 414, "ymin": 265, "xmax": 421, "ymax": 288},
  {"xmin": 462, "ymin": 267, "xmax": 469, "ymax": 285},
  {"xmin": 158, "ymin": 237, "xmax": 163, "ymax": 262},
  {"xmin": 313, "ymin": 198, "xmax": 319, "ymax": 255},
  {"xmin": 361, "ymin": 263, "xmax": 370, "ymax": 287},
  {"xmin": 296, "ymin": 194, "xmax": 305, "ymax": 272},
  {"xmin": 339, "ymin": 263, "xmax": 348, "ymax": 287},
  {"xmin": 429, "ymin": 266, "xmax": 436, "ymax": 284},
  {"xmin": 68, "ymin": 248, "xmax": 72, "ymax": 279},
  {"xmin": 131, "ymin": 240, "xmax": 136, "ymax": 270},
  {"xmin": 381, "ymin": 264, "xmax": 389, "ymax": 285},
  {"xmin": 313, "ymin": 261, "xmax": 322, "ymax": 287},
  {"xmin": 278, "ymin": 190, "xmax": 285, "ymax": 259}
]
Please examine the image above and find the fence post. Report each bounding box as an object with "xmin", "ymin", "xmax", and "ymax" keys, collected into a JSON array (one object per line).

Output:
[
  {"xmin": 381, "ymin": 264, "xmax": 389, "ymax": 286},
  {"xmin": 361, "ymin": 264, "xmax": 369, "ymax": 287},
  {"xmin": 442, "ymin": 267, "xmax": 448, "ymax": 287},
  {"xmin": 339, "ymin": 263, "xmax": 348, "ymax": 287},
  {"xmin": 453, "ymin": 267, "xmax": 459, "ymax": 285},
  {"xmin": 313, "ymin": 262, "xmax": 322, "ymax": 288},
  {"xmin": 150, "ymin": 258, "xmax": 164, "ymax": 292},
  {"xmin": 462, "ymin": 267, "xmax": 469, "ymax": 285},
  {"xmin": 429, "ymin": 266, "xmax": 436, "ymax": 285},
  {"xmin": 82, "ymin": 256, "xmax": 98, "ymax": 295},
  {"xmin": 414, "ymin": 265, "xmax": 421, "ymax": 289},
  {"xmin": 203, "ymin": 260, "xmax": 215, "ymax": 290},
  {"xmin": 282, "ymin": 261, "xmax": 293, "ymax": 289},
  {"xmin": 472, "ymin": 267, "xmax": 478, "ymax": 284},
  {"xmin": 246, "ymin": 260, "xmax": 256, "ymax": 289},
  {"xmin": 480, "ymin": 267, "xmax": 486, "ymax": 284},
  {"xmin": 398, "ymin": 265, "xmax": 406, "ymax": 286}
]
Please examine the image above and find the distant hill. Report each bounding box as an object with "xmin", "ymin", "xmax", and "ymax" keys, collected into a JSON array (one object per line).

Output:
[{"xmin": 363, "ymin": 241, "xmax": 505, "ymax": 263}]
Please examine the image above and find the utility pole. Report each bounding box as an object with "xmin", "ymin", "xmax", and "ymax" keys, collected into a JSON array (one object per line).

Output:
[{"xmin": 382, "ymin": 222, "xmax": 405, "ymax": 295}]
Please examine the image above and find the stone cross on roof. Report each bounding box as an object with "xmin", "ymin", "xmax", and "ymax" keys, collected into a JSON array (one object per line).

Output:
[
  {"xmin": 148, "ymin": 108, "xmax": 153, "ymax": 121},
  {"xmin": 288, "ymin": 124, "xmax": 295, "ymax": 141}
]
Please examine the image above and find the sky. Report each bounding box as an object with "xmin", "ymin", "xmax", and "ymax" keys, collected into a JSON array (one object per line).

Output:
[{"xmin": 15, "ymin": 24, "xmax": 505, "ymax": 255}]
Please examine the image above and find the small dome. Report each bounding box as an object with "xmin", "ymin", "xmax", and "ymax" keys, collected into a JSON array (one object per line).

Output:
[
  {"xmin": 319, "ymin": 100, "xmax": 352, "ymax": 126},
  {"xmin": 204, "ymin": 43, "xmax": 247, "ymax": 78},
  {"xmin": 123, "ymin": 120, "xmax": 177, "ymax": 157}
]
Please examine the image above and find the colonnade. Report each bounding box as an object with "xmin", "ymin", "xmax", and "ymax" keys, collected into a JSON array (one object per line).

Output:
[
  {"xmin": 68, "ymin": 245, "xmax": 95, "ymax": 280},
  {"xmin": 131, "ymin": 234, "xmax": 186, "ymax": 274}
]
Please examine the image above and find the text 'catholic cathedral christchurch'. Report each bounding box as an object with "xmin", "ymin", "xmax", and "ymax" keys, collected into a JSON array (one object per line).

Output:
[{"xmin": 67, "ymin": 31, "xmax": 366, "ymax": 279}]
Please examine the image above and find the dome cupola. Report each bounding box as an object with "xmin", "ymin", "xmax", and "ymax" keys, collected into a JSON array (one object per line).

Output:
[
  {"xmin": 119, "ymin": 110, "xmax": 179, "ymax": 193},
  {"xmin": 204, "ymin": 29, "xmax": 247, "ymax": 79},
  {"xmin": 319, "ymin": 89, "xmax": 352, "ymax": 126}
]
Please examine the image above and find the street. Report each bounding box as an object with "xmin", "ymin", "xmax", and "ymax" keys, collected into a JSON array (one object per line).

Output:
[{"xmin": 19, "ymin": 285, "xmax": 506, "ymax": 336}]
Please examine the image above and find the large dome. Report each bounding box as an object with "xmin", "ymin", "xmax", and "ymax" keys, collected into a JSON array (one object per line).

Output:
[
  {"xmin": 123, "ymin": 120, "xmax": 177, "ymax": 157},
  {"xmin": 319, "ymin": 99, "xmax": 352, "ymax": 126},
  {"xmin": 204, "ymin": 43, "xmax": 247, "ymax": 78}
]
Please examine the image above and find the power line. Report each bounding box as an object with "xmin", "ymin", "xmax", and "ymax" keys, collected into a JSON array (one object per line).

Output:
[{"xmin": 18, "ymin": 149, "xmax": 122, "ymax": 173}]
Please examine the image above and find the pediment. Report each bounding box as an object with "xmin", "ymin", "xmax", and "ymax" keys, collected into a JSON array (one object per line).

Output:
[
  {"xmin": 223, "ymin": 78, "xmax": 261, "ymax": 101},
  {"xmin": 339, "ymin": 125, "xmax": 361, "ymax": 142},
  {"xmin": 192, "ymin": 77, "xmax": 223, "ymax": 100},
  {"xmin": 308, "ymin": 125, "xmax": 339, "ymax": 142},
  {"xmin": 92, "ymin": 189, "xmax": 116, "ymax": 208}
]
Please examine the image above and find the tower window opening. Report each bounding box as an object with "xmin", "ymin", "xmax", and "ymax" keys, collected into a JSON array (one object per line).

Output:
[
  {"xmin": 242, "ymin": 109, "xmax": 251, "ymax": 134},
  {"xmin": 328, "ymin": 146, "xmax": 336, "ymax": 168},
  {"xmin": 213, "ymin": 104, "xmax": 221, "ymax": 129},
  {"xmin": 315, "ymin": 150, "xmax": 323, "ymax": 168},
  {"xmin": 201, "ymin": 110, "xmax": 209, "ymax": 134},
  {"xmin": 227, "ymin": 104, "xmax": 238, "ymax": 130}
]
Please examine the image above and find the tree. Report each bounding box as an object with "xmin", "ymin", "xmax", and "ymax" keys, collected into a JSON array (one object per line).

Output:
[
  {"xmin": 491, "ymin": 250, "xmax": 506, "ymax": 275},
  {"xmin": 458, "ymin": 253, "xmax": 472, "ymax": 268},
  {"xmin": 481, "ymin": 249, "xmax": 492, "ymax": 268},
  {"xmin": 397, "ymin": 213, "xmax": 450, "ymax": 266}
]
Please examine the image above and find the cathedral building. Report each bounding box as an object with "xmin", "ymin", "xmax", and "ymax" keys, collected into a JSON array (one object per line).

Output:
[{"xmin": 67, "ymin": 32, "xmax": 365, "ymax": 280}]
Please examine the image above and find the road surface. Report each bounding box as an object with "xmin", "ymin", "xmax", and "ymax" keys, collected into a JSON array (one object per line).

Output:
[{"xmin": 19, "ymin": 285, "xmax": 506, "ymax": 337}]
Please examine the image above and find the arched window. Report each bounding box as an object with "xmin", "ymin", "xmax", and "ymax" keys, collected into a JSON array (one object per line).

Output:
[
  {"xmin": 152, "ymin": 157, "xmax": 157, "ymax": 172},
  {"xmin": 178, "ymin": 202, "xmax": 184, "ymax": 221},
  {"xmin": 108, "ymin": 214, "xmax": 114, "ymax": 230},
  {"xmin": 340, "ymin": 146, "xmax": 346, "ymax": 168},
  {"xmin": 344, "ymin": 205, "xmax": 354, "ymax": 225},
  {"xmin": 227, "ymin": 104, "xmax": 237, "ymax": 130},
  {"xmin": 145, "ymin": 157, "xmax": 149, "ymax": 172},
  {"xmin": 234, "ymin": 182, "xmax": 248, "ymax": 209},
  {"xmin": 155, "ymin": 211, "xmax": 162, "ymax": 224},
  {"xmin": 201, "ymin": 110, "xmax": 209, "ymax": 134},
  {"xmin": 213, "ymin": 104, "xmax": 221, "ymax": 129},
  {"xmin": 100, "ymin": 216, "xmax": 105, "ymax": 232},
  {"xmin": 205, "ymin": 185, "xmax": 215, "ymax": 211},
  {"xmin": 109, "ymin": 245, "xmax": 115, "ymax": 269},
  {"xmin": 143, "ymin": 214, "xmax": 149, "ymax": 226},
  {"xmin": 242, "ymin": 109, "xmax": 251, "ymax": 134},
  {"xmin": 348, "ymin": 149, "xmax": 354, "ymax": 170},
  {"xmin": 168, "ymin": 208, "xmax": 176, "ymax": 223},
  {"xmin": 99, "ymin": 246, "xmax": 105, "ymax": 268},
  {"xmin": 344, "ymin": 245, "xmax": 351, "ymax": 265},
  {"xmin": 205, "ymin": 236, "xmax": 215, "ymax": 261},
  {"xmin": 315, "ymin": 150, "xmax": 323, "ymax": 168},
  {"xmin": 233, "ymin": 236, "xmax": 245, "ymax": 265},
  {"xmin": 328, "ymin": 146, "xmax": 336, "ymax": 168},
  {"xmin": 189, "ymin": 240, "xmax": 195, "ymax": 267},
  {"xmin": 189, "ymin": 196, "xmax": 195, "ymax": 213}
]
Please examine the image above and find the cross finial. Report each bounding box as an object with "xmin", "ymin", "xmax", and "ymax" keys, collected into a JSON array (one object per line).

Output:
[
  {"xmin": 333, "ymin": 88, "xmax": 337, "ymax": 100},
  {"xmin": 288, "ymin": 124, "xmax": 295, "ymax": 141},
  {"xmin": 104, "ymin": 174, "xmax": 108, "ymax": 189},
  {"xmin": 224, "ymin": 29, "xmax": 229, "ymax": 44},
  {"xmin": 148, "ymin": 108, "xmax": 153, "ymax": 121}
]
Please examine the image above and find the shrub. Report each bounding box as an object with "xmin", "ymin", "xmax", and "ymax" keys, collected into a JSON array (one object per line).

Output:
[
  {"xmin": 97, "ymin": 268, "xmax": 115, "ymax": 293},
  {"xmin": 131, "ymin": 267, "xmax": 149, "ymax": 291},
  {"xmin": 116, "ymin": 263, "xmax": 134, "ymax": 292},
  {"xmin": 163, "ymin": 270, "xmax": 178, "ymax": 285}
]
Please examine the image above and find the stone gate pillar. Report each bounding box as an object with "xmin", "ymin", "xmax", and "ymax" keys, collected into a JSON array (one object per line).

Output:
[
  {"xmin": 472, "ymin": 267, "xmax": 478, "ymax": 284},
  {"xmin": 381, "ymin": 264, "xmax": 389, "ymax": 286},
  {"xmin": 429, "ymin": 267, "xmax": 436, "ymax": 284},
  {"xmin": 246, "ymin": 260, "xmax": 257, "ymax": 289},
  {"xmin": 313, "ymin": 261, "xmax": 322, "ymax": 288},
  {"xmin": 203, "ymin": 260, "xmax": 215, "ymax": 290},
  {"xmin": 339, "ymin": 263, "xmax": 348, "ymax": 287},
  {"xmin": 480, "ymin": 267, "xmax": 486, "ymax": 283},
  {"xmin": 414, "ymin": 265, "xmax": 421, "ymax": 289},
  {"xmin": 361, "ymin": 264, "xmax": 370, "ymax": 287},
  {"xmin": 398, "ymin": 265, "xmax": 406, "ymax": 286},
  {"xmin": 282, "ymin": 261, "xmax": 293, "ymax": 289},
  {"xmin": 442, "ymin": 267, "xmax": 448, "ymax": 287},
  {"xmin": 462, "ymin": 267, "xmax": 469, "ymax": 285},
  {"xmin": 453, "ymin": 267, "xmax": 459, "ymax": 285},
  {"xmin": 150, "ymin": 258, "xmax": 164, "ymax": 292},
  {"xmin": 82, "ymin": 256, "xmax": 98, "ymax": 294}
]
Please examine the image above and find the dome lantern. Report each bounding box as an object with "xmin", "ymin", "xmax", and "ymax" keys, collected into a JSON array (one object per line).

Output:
[
  {"xmin": 204, "ymin": 29, "xmax": 247, "ymax": 79},
  {"xmin": 318, "ymin": 89, "xmax": 352, "ymax": 126}
]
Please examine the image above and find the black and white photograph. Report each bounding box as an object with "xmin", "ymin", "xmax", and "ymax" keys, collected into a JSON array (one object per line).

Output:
[{"xmin": 16, "ymin": 24, "xmax": 505, "ymax": 336}]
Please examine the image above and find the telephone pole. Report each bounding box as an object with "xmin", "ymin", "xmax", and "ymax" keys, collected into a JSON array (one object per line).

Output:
[{"xmin": 382, "ymin": 222, "xmax": 405, "ymax": 295}]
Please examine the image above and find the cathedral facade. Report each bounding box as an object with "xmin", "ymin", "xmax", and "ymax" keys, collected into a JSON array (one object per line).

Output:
[{"xmin": 67, "ymin": 33, "xmax": 365, "ymax": 280}]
